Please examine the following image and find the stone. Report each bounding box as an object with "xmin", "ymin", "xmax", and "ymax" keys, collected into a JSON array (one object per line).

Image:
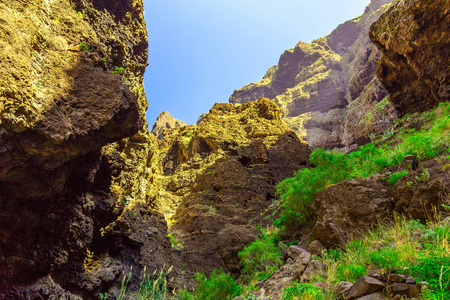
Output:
[
  {"xmin": 334, "ymin": 281, "xmax": 353, "ymax": 298},
  {"xmin": 151, "ymin": 111, "xmax": 186, "ymax": 140},
  {"xmin": 300, "ymin": 260, "xmax": 327, "ymax": 282},
  {"xmin": 293, "ymin": 252, "xmax": 312, "ymax": 279},
  {"xmin": 287, "ymin": 245, "xmax": 308, "ymax": 260},
  {"xmin": 392, "ymin": 159, "xmax": 450, "ymax": 221},
  {"xmin": 312, "ymin": 179, "xmax": 394, "ymax": 248},
  {"xmin": 308, "ymin": 240, "xmax": 326, "ymax": 256},
  {"xmin": 347, "ymin": 276, "xmax": 385, "ymax": 299},
  {"xmin": 391, "ymin": 283, "xmax": 420, "ymax": 298},
  {"xmin": 357, "ymin": 291, "xmax": 387, "ymax": 300}
]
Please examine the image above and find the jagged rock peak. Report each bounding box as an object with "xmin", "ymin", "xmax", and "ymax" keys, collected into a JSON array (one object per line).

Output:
[
  {"xmin": 229, "ymin": 0, "xmax": 396, "ymax": 151},
  {"xmin": 151, "ymin": 110, "xmax": 186, "ymax": 140}
]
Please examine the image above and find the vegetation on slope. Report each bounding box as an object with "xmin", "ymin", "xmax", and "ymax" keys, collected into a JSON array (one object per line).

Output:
[{"xmin": 276, "ymin": 102, "xmax": 450, "ymax": 230}]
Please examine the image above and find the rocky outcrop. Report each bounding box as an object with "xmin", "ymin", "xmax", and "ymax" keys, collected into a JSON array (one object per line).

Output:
[
  {"xmin": 250, "ymin": 245, "xmax": 422, "ymax": 300},
  {"xmin": 230, "ymin": 0, "xmax": 397, "ymax": 150},
  {"xmin": 311, "ymin": 151, "xmax": 450, "ymax": 249},
  {"xmin": 0, "ymin": 0, "xmax": 173, "ymax": 297},
  {"xmin": 156, "ymin": 98, "xmax": 311, "ymax": 285},
  {"xmin": 312, "ymin": 179, "xmax": 394, "ymax": 248},
  {"xmin": 369, "ymin": 0, "xmax": 450, "ymax": 117},
  {"xmin": 151, "ymin": 111, "xmax": 186, "ymax": 140}
]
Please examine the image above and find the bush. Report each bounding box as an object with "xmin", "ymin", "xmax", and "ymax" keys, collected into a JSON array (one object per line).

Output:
[
  {"xmin": 275, "ymin": 102, "xmax": 450, "ymax": 229},
  {"xmin": 387, "ymin": 170, "xmax": 409, "ymax": 185},
  {"xmin": 177, "ymin": 269, "xmax": 240, "ymax": 300},
  {"xmin": 411, "ymin": 254, "xmax": 450, "ymax": 299},
  {"xmin": 112, "ymin": 67, "xmax": 125, "ymax": 74},
  {"xmin": 238, "ymin": 228, "xmax": 283, "ymax": 284}
]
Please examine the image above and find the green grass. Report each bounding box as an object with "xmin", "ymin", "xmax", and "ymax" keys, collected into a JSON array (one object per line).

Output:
[
  {"xmin": 315, "ymin": 216, "xmax": 450, "ymax": 300},
  {"xmin": 275, "ymin": 102, "xmax": 450, "ymax": 229},
  {"xmin": 176, "ymin": 269, "xmax": 240, "ymax": 300},
  {"xmin": 99, "ymin": 266, "xmax": 172, "ymax": 300}
]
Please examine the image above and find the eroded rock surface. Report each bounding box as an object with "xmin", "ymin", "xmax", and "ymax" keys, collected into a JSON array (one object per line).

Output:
[
  {"xmin": 156, "ymin": 98, "xmax": 311, "ymax": 285},
  {"xmin": 369, "ymin": 0, "xmax": 450, "ymax": 117},
  {"xmin": 151, "ymin": 111, "xmax": 186, "ymax": 140},
  {"xmin": 0, "ymin": 0, "xmax": 173, "ymax": 297},
  {"xmin": 230, "ymin": 0, "xmax": 397, "ymax": 150}
]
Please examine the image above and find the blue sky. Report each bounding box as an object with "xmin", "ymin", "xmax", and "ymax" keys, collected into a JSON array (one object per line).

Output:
[{"xmin": 143, "ymin": 0, "xmax": 371, "ymax": 126}]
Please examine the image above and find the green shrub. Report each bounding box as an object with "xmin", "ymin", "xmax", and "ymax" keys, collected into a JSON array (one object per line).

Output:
[
  {"xmin": 275, "ymin": 102, "xmax": 450, "ymax": 229},
  {"xmin": 177, "ymin": 269, "xmax": 240, "ymax": 300},
  {"xmin": 112, "ymin": 67, "xmax": 125, "ymax": 74},
  {"xmin": 80, "ymin": 43, "xmax": 88, "ymax": 51},
  {"xmin": 238, "ymin": 229, "xmax": 283, "ymax": 284},
  {"xmin": 411, "ymin": 254, "xmax": 450, "ymax": 299},
  {"xmin": 388, "ymin": 170, "xmax": 409, "ymax": 185}
]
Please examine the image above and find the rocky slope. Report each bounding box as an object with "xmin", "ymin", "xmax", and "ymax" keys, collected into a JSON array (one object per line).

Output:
[
  {"xmin": 0, "ymin": 0, "xmax": 173, "ymax": 298},
  {"xmin": 151, "ymin": 111, "xmax": 186, "ymax": 140},
  {"xmin": 155, "ymin": 98, "xmax": 311, "ymax": 286},
  {"xmin": 369, "ymin": 0, "xmax": 450, "ymax": 117},
  {"xmin": 230, "ymin": 0, "xmax": 397, "ymax": 150}
]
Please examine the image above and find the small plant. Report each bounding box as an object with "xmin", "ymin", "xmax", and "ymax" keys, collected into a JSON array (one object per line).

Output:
[
  {"xmin": 168, "ymin": 233, "xmax": 184, "ymax": 250},
  {"xmin": 177, "ymin": 269, "xmax": 240, "ymax": 300},
  {"xmin": 77, "ymin": 11, "xmax": 83, "ymax": 18},
  {"xmin": 238, "ymin": 227, "xmax": 283, "ymax": 284},
  {"xmin": 112, "ymin": 67, "xmax": 125, "ymax": 74},
  {"xmin": 416, "ymin": 168, "xmax": 430, "ymax": 182},
  {"xmin": 80, "ymin": 43, "xmax": 88, "ymax": 51},
  {"xmin": 388, "ymin": 170, "xmax": 409, "ymax": 186}
]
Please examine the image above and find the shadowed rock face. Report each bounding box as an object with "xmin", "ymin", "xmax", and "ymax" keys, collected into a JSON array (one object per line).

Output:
[
  {"xmin": 369, "ymin": 0, "xmax": 450, "ymax": 117},
  {"xmin": 0, "ymin": 0, "xmax": 173, "ymax": 297},
  {"xmin": 229, "ymin": 0, "xmax": 397, "ymax": 150},
  {"xmin": 151, "ymin": 111, "xmax": 186, "ymax": 140}
]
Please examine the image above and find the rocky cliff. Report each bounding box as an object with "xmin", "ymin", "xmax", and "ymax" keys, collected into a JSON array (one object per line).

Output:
[
  {"xmin": 0, "ymin": 0, "xmax": 173, "ymax": 298},
  {"xmin": 155, "ymin": 98, "xmax": 311, "ymax": 285},
  {"xmin": 151, "ymin": 111, "xmax": 186, "ymax": 140},
  {"xmin": 230, "ymin": 0, "xmax": 397, "ymax": 150},
  {"xmin": 369, "ymin": 0, "xmax": 450, "ymax": 117}
]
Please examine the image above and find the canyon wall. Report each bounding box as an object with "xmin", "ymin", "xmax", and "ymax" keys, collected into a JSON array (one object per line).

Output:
[
  {"xmin": 370, "ymin": 0, "xmax": 449, "ymax": 117},
  {"xmin": 230, "ymin": 0, "xmax": 397, "ymax": 151},
  {"xmin": 0, "ymin": 0, "xmax": 173, "ymax": 298}
]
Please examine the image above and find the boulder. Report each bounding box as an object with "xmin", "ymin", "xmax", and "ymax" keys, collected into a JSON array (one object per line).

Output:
[
  {"xmin": 347, "ymin": 276, "xmax": 385, "ymax": 299},
  {"xmin": 334, "ymin": 281, "xmax": 353, "ymax": 298},
  {"xmin": 308, "ymin": 240, "xmax": 326, "ymax": 256},
  {"xmin": 312, "ymin": 179, "xmax": 394, "ymax": 248},
  {"xmin": 287, "ymin": 245, "xmax": 308, "ymax": 260},
  {"xmin": 357, "ymin": 291, "xmax": 388, "ymax": 300},
  {"xmin": 293, "ymin": 252, "xmax": 312, "ymax": 279},
  {"xmin": 300, "ymin": 260, "xmax": 327, "ymax": 282}
]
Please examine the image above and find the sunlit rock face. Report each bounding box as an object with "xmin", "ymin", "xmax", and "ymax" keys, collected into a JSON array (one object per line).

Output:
[
  {"xmin": 151, "ymin": 111, "xmax": 186, "ymax": 140},
  {"xmin": 155, "ymin": 98, "xmax": 311, "ymax": 286},
  {"xmin": 370, "ymin": 0, "xmax": 450, "ymax": 117},
  {"xmin": 0, "ymin": 0, "xmax": 173, "ymax": 297},
  {"xmin": 230, "ymin": 0, "xmax": 397, "ymax": 151}
]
